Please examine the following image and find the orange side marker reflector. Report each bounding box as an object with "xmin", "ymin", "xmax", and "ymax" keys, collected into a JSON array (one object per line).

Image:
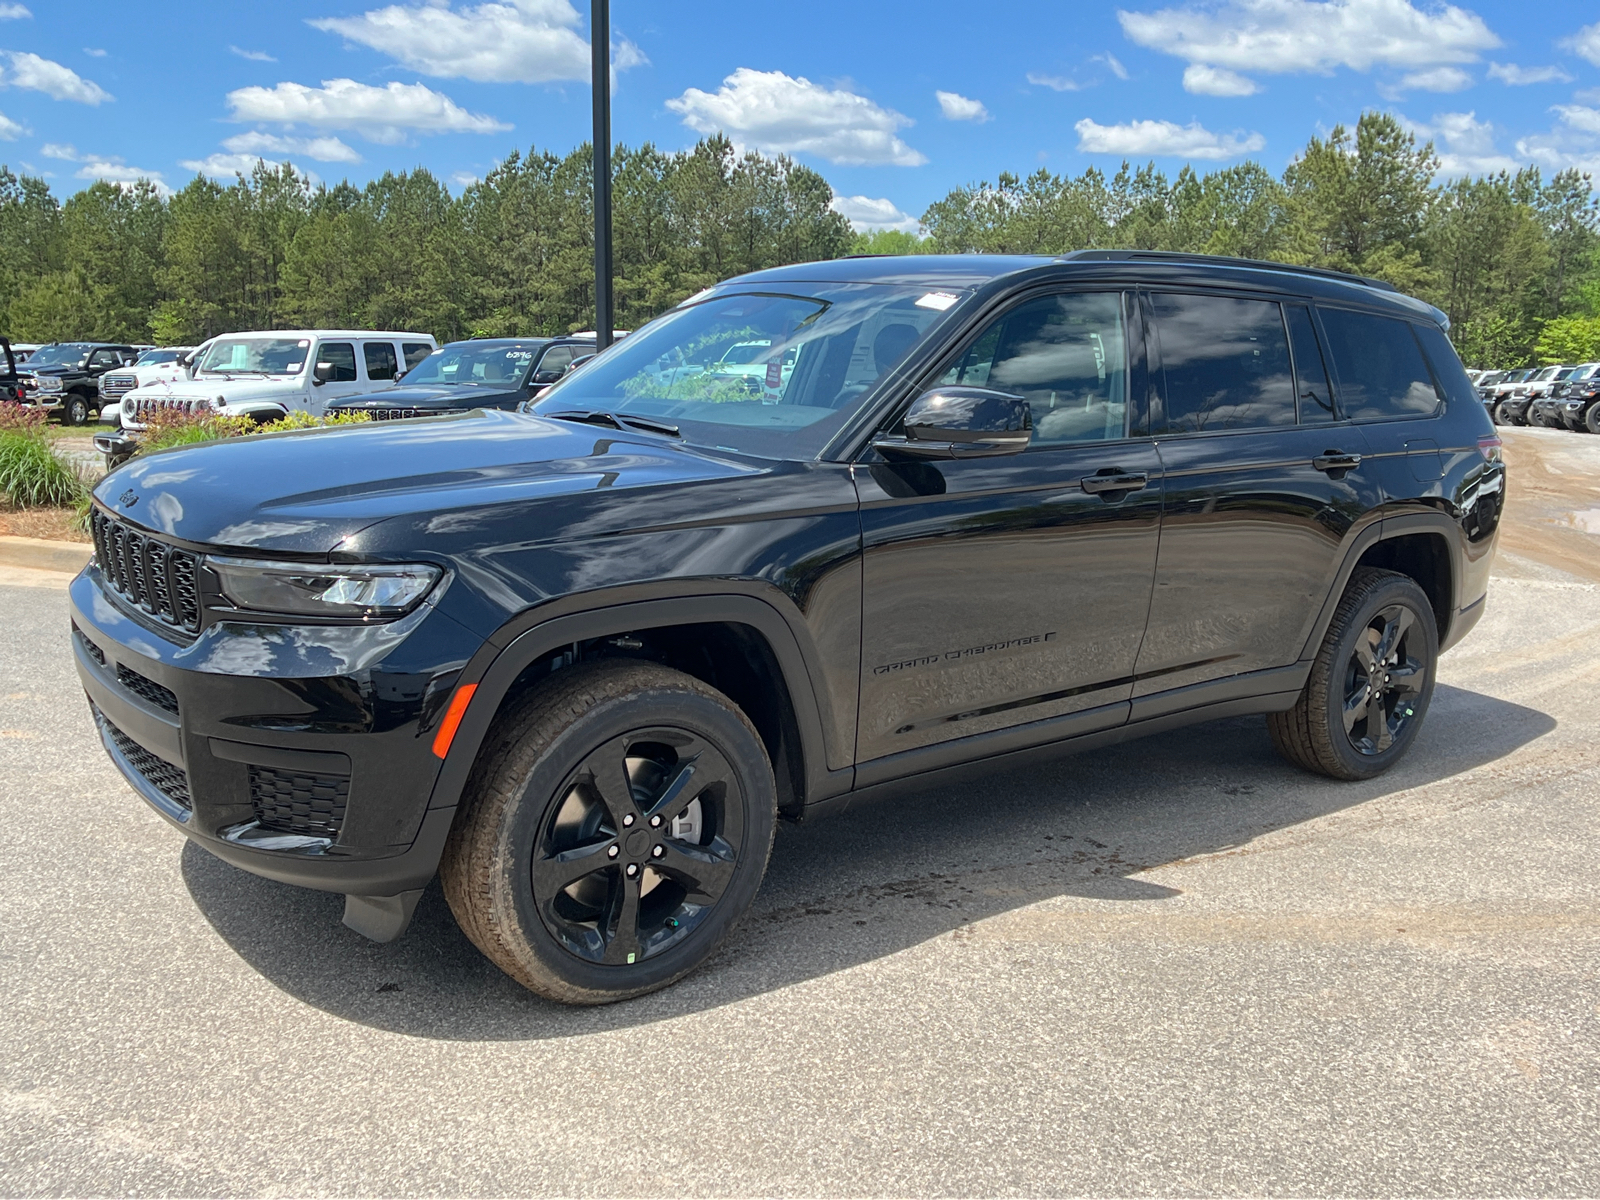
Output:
[{"xmin": 431, "ymin": 683, "xmax": 478, "ymax": 760}]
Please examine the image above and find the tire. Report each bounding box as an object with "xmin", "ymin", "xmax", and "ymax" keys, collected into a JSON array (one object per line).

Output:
[
  {"xmin": 1493, "ymin": 401, "xmax": 1515, "ymax": 426},
  {"xmin": 1268, "ymin": 568, "xmax": 1438, "ymax": 781},
  {"xmin": 1587, "ymin": 404, "xmax": 1600, "ymax": 436},
  {"xmin": 63, "ymin": 394, "xmax": 89, "ymax": 426},
  {"xmin": 440, "ymin": 659, "xmax": 778, "ymax": 1005}
]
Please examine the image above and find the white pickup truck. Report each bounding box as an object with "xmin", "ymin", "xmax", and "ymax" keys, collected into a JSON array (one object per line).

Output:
[{"xmin": 98, "ymin": 329, "xmax": 437, "ymax": 466}]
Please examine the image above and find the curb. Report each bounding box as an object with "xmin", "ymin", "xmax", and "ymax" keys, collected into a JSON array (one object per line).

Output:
[{"xmin": 0, "ymin": 535, "xmax": 91, "ymax": 574}]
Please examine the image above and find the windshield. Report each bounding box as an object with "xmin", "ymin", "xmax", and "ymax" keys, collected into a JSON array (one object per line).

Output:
[
  {"xmin": 404, "ymin": 342, "xmax": 541, "ymax": 386},
  {"xmin": 531, "ymin": 284, "xmax": 964, "ymax": 458},
  {"xmin": 135, "ymin": 349, "xmax": 182, "ymax": 366},
  {"xmin": 198, "ymin": 338, "xmax": 309, "ymax": 376},
  {"xmin": 28, "ymin": 344, "xmax": 90, "ymax": 368}
]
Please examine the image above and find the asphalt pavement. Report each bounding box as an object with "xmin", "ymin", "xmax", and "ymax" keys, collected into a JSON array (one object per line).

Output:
[{"xmin": 1, "ymin": 427, "xmax": 1597, "ymax": 1196}]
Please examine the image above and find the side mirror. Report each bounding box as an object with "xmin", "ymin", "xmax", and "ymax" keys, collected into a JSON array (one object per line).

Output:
[
  {"xmin": 531, "ymin": 369, "xmax": 563, "ymax": 385},
  {"xmin": 313, "ymin": 361, "xmax": 334, "ymax": 385},
  {"xmin": 872, "ymin": 386, "xmax": 1032, "ymax": 460}
]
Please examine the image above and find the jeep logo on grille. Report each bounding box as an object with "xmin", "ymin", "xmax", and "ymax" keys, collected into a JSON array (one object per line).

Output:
[{"xmin": 118, "ymin": 489, "xmax": 138, "ymax": 507}]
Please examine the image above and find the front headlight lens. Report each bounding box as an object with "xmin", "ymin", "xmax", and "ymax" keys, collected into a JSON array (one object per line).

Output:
[
  {"xmin": 36, "ymin": 376, "xmax": 62, "ymax": 392},
  {"xmin": 208, "ymin": 557, "xmax": 442, "ymax": 619}
]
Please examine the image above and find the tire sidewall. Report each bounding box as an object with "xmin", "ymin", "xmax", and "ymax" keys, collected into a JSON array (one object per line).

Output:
[
  {"xmin": 65, "ymin": 395, "xmax": 88, "ymax": 425},
  {"xmin": 490, "ymin": 684, "xmax": 775, "ymax": 999},
  {"xmin": 1317, "ymin": 576, "xmax": 1439, "ymax": 779}
]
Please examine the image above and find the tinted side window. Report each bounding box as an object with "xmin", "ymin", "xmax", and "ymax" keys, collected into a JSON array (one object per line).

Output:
[
  {"xmin": 941, "ymin": 292, "xmax": 1128, "ymax": 446},
  {"xmin": 363, "ymin": 341, "xmax": 399, "ymax": 381},
  {"xmin": 90, "ymin": 349, "xmax": 120, "ymax": 368},
  {"xmin": 1319, "ymin": 308, "xmax": 1440, "ymax": 421},
  {"xmin": 1285, "ymin": 305, "xmax": 1336, "ymax": 424},
  {"xmin": 402, "ymin": 342, "xmax": 432, "ymax": 371},
  {"xmin": 1412, "ymin": 322, "xmax": 1477, "ymax": 411},
  {"xmin": 1152, "ymin": 293, "xmax": 1294, "ymax": 433},
  {"xmin": 537, "ymin": 345, "xmax": 575, "ymax": 379},
  {"xmin": 318, "ymin": 342, "xmax": 357, "ymax": 383}
]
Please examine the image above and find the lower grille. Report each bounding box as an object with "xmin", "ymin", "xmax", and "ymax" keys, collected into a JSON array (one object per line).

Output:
[
  {"xmin": 96, "ymin": 707, "xmax": 192, "ymax": 810},
  {"xmin": 72, "ymin": 622, "xmax": 106, "ymax": 667},
  {"xmin": 364, "ymin": 407, "xmax": 429, "ymax": 420},
  {"xmin": 249, "ymin": 766, "xmax": 349, "ymax": 839},
  {"xmin": 116, "ymin": 664, "xmax": 179, "ymax": 715}
]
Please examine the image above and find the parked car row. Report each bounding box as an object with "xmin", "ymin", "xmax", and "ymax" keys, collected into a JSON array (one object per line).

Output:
[{"xmin": 1476, "ymin": 362, "xmax": 1600, "ymax": 432}]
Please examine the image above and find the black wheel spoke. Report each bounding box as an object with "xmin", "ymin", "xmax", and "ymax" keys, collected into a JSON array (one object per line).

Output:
[
  {"xmin": 1372, "ymin": 705, "xmax": 1395, "ymax": 753},
  {"xmin": 1387, "ymin": 658, "xmax": 1425, "ymax": 697},
  {"xmin": 532, "ymin": 837, "xmax": 616, "ymax": 897},
  {"xmin": 653, "ymin": 837, "xmax": 738, "ymax": 900},
  {"xmin": 601, "ymin": 874, "xmax": 642, "ymax": 965},
  {"xmin": 1376, "ymin": 607, "xmax": 1415, "ymax": 663},
  {"xmin": 1342, "ymin": 686, "xmax": 1370, "ymax": 735},
  {"xmin": 581, "ymin": 737, "xmax": 636, "ymax": 823},
  {"xmin": 648, "ymin": 747, "xmax": 734, "ymax": 827},
  {"xmin": 1353, "ymin": 629, "xmax": 1380, "ymax": 675}
]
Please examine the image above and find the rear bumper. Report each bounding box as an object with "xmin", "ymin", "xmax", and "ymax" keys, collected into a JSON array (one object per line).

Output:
[{"xmin": 70, "ymin": 564, "xmax": 481, "ymax": 897}]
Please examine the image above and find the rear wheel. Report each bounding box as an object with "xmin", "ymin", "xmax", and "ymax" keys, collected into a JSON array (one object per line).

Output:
[
  {"xmin": 1268, "ymin": 568, "xmax": 1438, "ymax": 781},
  {"xmin": 1587, "ymin": 404, "xmax": 1600, "ymax": 435},
  {"xmin": 1493, "ymin": 401, "xmax": 1514, "ymax": 426},
  {"xmin": 441, "ymin": 660, "xmax": 777, "ymax": 1004},
  {"xmin": 62, "ymin": 394, "xmax": 89, "ymax": 426}
]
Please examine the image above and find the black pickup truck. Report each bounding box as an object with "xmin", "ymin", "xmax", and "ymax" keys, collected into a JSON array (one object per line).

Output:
[{"xmin": 21, "ymin": 342, "xmax": 137, "ymax": 425}]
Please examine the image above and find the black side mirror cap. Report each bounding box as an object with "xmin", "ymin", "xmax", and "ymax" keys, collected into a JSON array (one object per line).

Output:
[{"xmin": 872, "ymin": 386, "xmax": 1032, "ymax": 460}]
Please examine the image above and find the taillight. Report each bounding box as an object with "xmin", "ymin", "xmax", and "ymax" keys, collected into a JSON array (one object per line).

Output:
[{"xmin": 1477, "ymin": 434, "xmax": 1502, "ymax": 462}]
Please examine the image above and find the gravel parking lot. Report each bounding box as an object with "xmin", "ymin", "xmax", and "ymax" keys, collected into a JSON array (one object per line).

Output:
[{"xmin": 2, "ymin": 427, "xmax": 1597, "ymax": 1196}]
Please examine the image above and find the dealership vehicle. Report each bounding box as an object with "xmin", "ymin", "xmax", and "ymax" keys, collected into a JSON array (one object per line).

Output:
[
  {"xmin": 1493, "ymin": 366, "xmax": 1558, "ymax": 426},
  {"xmin": 97, "ymin": 345, "xmax": 200, "ymax": 415},
  {"xmin": 9, "ymin": 342, "xmax": 41, "ymax": 365},
  {"xmin": 1554, "ymin": 363, "xmax": 1600, "ymax": 432},
  {"xmin": 326, "ymin": 337, "xmax": 593, "ymax": 421},
  {"xmin": 1482, "ymin": 368, "xmax": 1532, "ymax": 423},
  {"xmin": 1526, "ymin": 365, "xmax": 1587, "ymax": 427},
  {"xmin": 73, "ymin": 252, "xmax": 1503, "ymax": 1004},
  {"xmin": 20, "ymin": 342, "xmax": 137, "ymax": 425},
  {"xmin": 97, "ymin": 330, "xmax": 437, "ymax": 464}
]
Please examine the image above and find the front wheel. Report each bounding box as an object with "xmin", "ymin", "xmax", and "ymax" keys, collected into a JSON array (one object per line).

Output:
[
  {"xmin": 441, "ymin": 660, "xmax": 777, "ymax": 1004},
  {"xmin": 1586, "ymin": 404, "xmax": 1600, "ymax": 435},
  {"xmin": 1268, "ymin": 568, "xmax": 1438, "ymax": 781},
  {"xmin": 62, "ymin": 394, "xmax": 89, "ymax": 426}
]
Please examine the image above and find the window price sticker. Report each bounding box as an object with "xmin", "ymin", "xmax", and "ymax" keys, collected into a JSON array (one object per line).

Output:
[{"xmin": 915, "ymin": 291, "xmax": 960, "ymax": 311}]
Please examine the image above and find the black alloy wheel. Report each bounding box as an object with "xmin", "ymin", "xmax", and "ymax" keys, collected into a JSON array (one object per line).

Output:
[
  {"xmin": 1268, "ymin": 568, "xmax": 1438, "ymax": 780},
  {"xmin": 441, "ymin": 660, "xmax": 777, "ymax": 1004},
  {"xmin": 1493, "ymin": 401, "xmax": 1513, "ymax": 426},
  {"xmin": 63, "ymin": 394, "xmax": 89, "ymax": 426},
  {"xmin": 1587, "ymin": 403, "xmax": 1600, "ymax": 435}
]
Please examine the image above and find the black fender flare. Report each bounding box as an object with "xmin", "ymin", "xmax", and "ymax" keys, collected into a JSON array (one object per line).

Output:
[
  {"xmin": 424, "ymin": 589, "xmax": 854, "ymax": 816},
  {"xmin": 1296, "ymin": 508, "xmax": 1464, "ymax": 664}
]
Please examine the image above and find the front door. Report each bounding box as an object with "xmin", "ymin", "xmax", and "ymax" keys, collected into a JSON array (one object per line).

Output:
[
  {"xmin": 855, "ymin": 289, "xmax": 1163, "ymax": 766},
  {"xmin": 309, "ymin": 340, "xmax": 362, "ymax": 414},
  {"xmin": 1134, "ymin": 290, "xmax": 1383, "ymax": 702}
]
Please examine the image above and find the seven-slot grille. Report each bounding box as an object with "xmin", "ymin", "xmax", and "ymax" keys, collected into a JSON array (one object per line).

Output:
[
  {"xmin": 100, "ymin": 372, "xmax": 139, "ymax": 402},
  {"xmin": 90, "ymin": 509, "xmax": 202, "ymax": 632},
  {"xmin": 363, "ymin": 407, "xmax": 434, "ymax": 420},
  {"xmin": 94, "ymin": 705, "xmax": 192, "ymax": 810},
  {"xmin": 249, "ymin": 766, "xmax": 349, "ymax": 839},
  {"xmin": 131, "ymin": 396, "xmax": 214, "ymax": 420},
  {"xmin": 116, "ymin": 663, "xmax": 179, "ymax": 715}
]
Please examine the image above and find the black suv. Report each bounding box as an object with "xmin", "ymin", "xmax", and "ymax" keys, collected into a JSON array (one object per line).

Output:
[
  {"xmin": 21, "ymin": 341, "xmax": 137, "ymax": 424},
  {"xmin": 325, "ymin": 336, "xmax": 596, "ymax": 420},
  {"xmin": 72, "ymin": 252, "xmax": 1503, "ymax": 1004}
]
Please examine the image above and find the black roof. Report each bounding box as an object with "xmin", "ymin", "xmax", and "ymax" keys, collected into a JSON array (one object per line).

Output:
[{"xmin": 730, "ymin": 250, "xmax": 1444, "ymax": 325}]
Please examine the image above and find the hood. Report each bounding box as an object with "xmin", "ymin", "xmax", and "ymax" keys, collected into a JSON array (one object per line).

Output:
[
  {"xmin": 331, "ymin": 381, "xmax": 519, "ymax": 409},
  {"xmin": 129, "ymin": 375, "xmax": 302, "ymax": 401},
  {"xmin": 94, "ymin": 408, "xmax": 761, "ymax": 555},
  {"xmin": 24, "ymin": 364, "xmax": 80, "ymax": 379}
]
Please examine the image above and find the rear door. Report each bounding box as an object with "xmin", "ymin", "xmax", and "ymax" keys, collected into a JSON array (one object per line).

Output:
[
  {"xmin": 1134, "ymin": 290, "xmax": 1383, "ymax": 706},
  {"xmin": 855, "ymin": 288, "xmax": 1163, "ymax": 766}
]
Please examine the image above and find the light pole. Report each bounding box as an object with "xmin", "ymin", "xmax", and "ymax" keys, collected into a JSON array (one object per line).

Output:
[{"xmin": 591, "ymin": 0, "xmax": 613, "ymax": 351}]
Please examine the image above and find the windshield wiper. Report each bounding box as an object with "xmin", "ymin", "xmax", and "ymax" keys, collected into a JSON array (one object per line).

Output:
[{"xmin": 544, "ymin": 410, "xmax": 681, "ymax": 438}]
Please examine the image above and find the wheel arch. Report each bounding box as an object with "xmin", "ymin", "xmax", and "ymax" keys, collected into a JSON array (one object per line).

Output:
[{"xmin": 426, "ymin": 593, "xmax": 853, "ymax": 822}]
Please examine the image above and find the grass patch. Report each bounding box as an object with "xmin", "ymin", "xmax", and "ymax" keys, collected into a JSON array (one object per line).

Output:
[{"xmin": 0, "ymin": 404, "xmax": 90, "ymax": 511}]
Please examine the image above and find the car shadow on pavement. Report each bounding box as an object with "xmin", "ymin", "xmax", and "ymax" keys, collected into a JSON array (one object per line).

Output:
[{"xmin": 181, "ymin": 682, "xmax": 1553, "ymax": 1039}]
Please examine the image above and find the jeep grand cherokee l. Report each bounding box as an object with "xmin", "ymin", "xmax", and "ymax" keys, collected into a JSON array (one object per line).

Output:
[{"xmin": 73, "ymin": 251, "xmax": 1503, "ymax": 1004}]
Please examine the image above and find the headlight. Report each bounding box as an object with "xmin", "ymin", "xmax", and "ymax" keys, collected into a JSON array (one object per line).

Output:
[
  {"xmin": 36, "ymin": 376, "xmax": 62, "ymax": 392},
  {"xmin": 208, "ymin": 557, "xmax": 442, "ymax": 619}
]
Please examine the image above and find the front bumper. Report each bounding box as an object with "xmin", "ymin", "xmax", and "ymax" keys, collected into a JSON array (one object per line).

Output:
[{"xmin": 70, "ymin": 563, "xmax": 482, "ymax": 896}]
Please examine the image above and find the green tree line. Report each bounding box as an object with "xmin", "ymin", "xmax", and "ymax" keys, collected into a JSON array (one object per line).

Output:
[{"xmin": 2, "ymin": 112, "xmax": 1597, "ymax": 367}]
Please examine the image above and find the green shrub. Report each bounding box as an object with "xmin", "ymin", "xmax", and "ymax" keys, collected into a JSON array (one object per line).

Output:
[
  {"xmin": 0, "ymin": 401, "xmax": 49, "ymax": 435},
  {"xmin": 0, "ymin": 429, "xmax": 90, "ymax": 507}
]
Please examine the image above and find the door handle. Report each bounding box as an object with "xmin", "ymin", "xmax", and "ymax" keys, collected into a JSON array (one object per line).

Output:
[
  {"xmin": 1312, "ymin": 451, "xmax": 1362, "ymax": 479},
  {"xmin": 1080, "ymin": 470, "xmax": 1149, "ymax": 496}
]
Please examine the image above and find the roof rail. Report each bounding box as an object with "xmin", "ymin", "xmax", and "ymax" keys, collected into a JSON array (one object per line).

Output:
[{"xmin": 1059, "ymin": 249, "xmax": 1399, "ymax": 294}]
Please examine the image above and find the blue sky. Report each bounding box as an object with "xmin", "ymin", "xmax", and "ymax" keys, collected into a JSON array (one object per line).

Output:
[{"xmin": 4, "ymin": 0, "xmax": 1600, "ymax": 230}]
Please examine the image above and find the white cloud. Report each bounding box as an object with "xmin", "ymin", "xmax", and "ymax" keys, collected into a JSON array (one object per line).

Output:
[
  {"xmin": 179, "ymin": 152, "xmax": 322, "ymax": 184},
  {"xmin": 1095, "ymin": 52, "xmax": 1130, "ymax": 79},
  {"xmin": 40, "ymin": 143, "xmax": 169, "ymax": 194},
  {"xmin": 1119, "ymin": 0, "xmax": 1499, "ymax": 81},
  {"xmin": 221, "ymin": 131, "xmax": 361, "ymax": 163},
  {"xmin": 0, "ymin": 109, "xmax": 22, "ymax": 138},
  {"xmin": 935, "ymin": 90, "xmax": 988, "ymax": 122},
  {"xmin": 225, "ymin": 78, "xmax": 509, "ymax": 144},
  {"xmin": 40, "ymin": 141, "xmax": 74, "ymax": 159},
  {"xmin": 667, "ymin": 68, "xmax": 926, "ymax": 167},
  {"xmin": 0, "ymin": 4, "xmax": 30, "ymax": 17},
  {"xmin": 450, "ymin": 170, "xmax": 481, "ymax": 189},
  {"xmin": 1562, "ymin": 21, "xmax": 1600, "ymax": 68},
  {"xmin": 1486, "ymin": 62, "xmax": 1572, "ymax": 86},
  {"xmin": 82, "ymin": 47, "xmax": 105, "ymax": 57},
  {"xmin": 1075, "ymin": 117, "xmax": 1266, "ymax": 160},
  {"xmin": 1514, "ymin": 105, "xmax": 1600, "ymax": 178},
  {"xmin": 1027, "ymin": 71, "xmax": 1087, "ymax": 91},
  {"xmin": 309, "ymin": 0, "xmax": 643, "ymax": 86},
  {"xmin": 229, "ymin": 45, "xmax": 276, "ymax": 63},
  {"xmin": 830, "ymin": 193, "xmax": 920, "ymax": 233},
  {"xmin": 1183, "ymin": 64, "xmax": 1259, "ymax": 95},
  {"xmin": 1381, "ymin": 66, "xmax": 1474, "ymax": 98},
  {"xmin": 1407, "ymin": 110, "xmax": 1520, "ymax": 175},
  {"xmin": 0, "ymin": 51, "xmax": 110, "ymax": 104}
]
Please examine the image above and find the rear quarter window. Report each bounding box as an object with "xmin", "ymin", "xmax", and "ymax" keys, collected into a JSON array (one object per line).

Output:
[
  {"xmin": 1412, "ymin": 323, "xmax": 1478, "ymax": 411},
  {"xmin": 1319, "ymin": 308, "xmax": 1441, "ymax": 421}
]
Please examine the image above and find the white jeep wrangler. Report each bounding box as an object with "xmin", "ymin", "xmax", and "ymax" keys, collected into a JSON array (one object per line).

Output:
[{"xmin": 97, "ymin": 330, "xmax": 436, "ymax": 467}]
